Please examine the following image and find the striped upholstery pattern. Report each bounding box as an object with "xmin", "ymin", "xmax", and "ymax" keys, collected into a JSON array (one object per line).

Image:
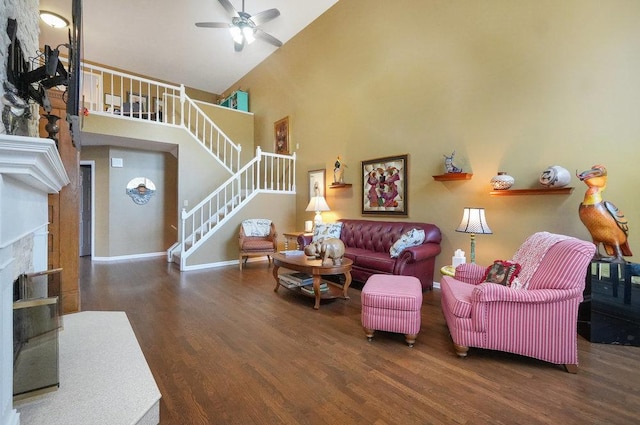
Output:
[
  {"xmin": 440, "ymin": 234, "xmax": 596, "ymax": 368},
  {"xmin": 361, "ymin": 275, "xmax": 422, "ymax": 335}
]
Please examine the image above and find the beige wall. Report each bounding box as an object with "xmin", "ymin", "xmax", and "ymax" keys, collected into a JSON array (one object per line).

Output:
[
  {"xmin": 230, "ymin": 0, "xmax": 640, "ymax": 271},
  {"xmin": 81, "ymin": 105, "xmax": 256, "ymax": 261},
  {"xmin": 82, "ymin": 145, "xmax": 178, "ymax": 257}
]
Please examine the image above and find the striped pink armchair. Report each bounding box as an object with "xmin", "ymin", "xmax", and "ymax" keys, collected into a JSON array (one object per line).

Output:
[{"xmin": 440, "ymin": 232, "xmax": 595, "ymax": 373}]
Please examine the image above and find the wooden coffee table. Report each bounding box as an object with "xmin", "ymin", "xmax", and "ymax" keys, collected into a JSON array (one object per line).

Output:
[{"xmin": 272, "ymin": 252, "xmax": 353, "ymax": 310}]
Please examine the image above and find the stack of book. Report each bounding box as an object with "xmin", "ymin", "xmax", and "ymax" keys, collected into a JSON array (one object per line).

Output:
[
  {"xmin": 300, "ymin": 281, "xmax": 329, "ymax": 295},
  {"xmin": 279, "ymin": 272, "xmax": 314, "ymax": 289}
]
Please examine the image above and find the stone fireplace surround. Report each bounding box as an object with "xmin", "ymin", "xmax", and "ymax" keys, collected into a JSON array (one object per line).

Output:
[{"xmin": 0, "ymin": 134, "xmax": 69, "ymax": 425}]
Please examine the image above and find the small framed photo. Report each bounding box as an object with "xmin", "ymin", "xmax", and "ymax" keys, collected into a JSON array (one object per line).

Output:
[
  {"xmin": 274, "ymin": 116, "xmax": 290, "ymax": 155},
  {"xmin": 361, "ymin": 154, "xmax": 408, "ymax": 216},
  {"xmin": 308, "ymin": 169, "xmax": 325, "ymax": 202}
]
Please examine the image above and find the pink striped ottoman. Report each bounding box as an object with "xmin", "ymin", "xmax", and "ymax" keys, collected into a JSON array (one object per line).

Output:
[{"xmin": 361, "ymin": 275, "xmax": 423, "ymax": 347}]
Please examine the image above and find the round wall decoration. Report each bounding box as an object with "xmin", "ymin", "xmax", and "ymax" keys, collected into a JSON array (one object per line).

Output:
[{"xmin": 126, "ymin": 177, "xmax": 156, "ymax": 205}]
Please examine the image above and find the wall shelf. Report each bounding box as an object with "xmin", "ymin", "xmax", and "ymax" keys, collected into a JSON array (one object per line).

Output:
[
  {"xmin": 489, "ymin": 187, "xmax": 574, "ymax": 196},
  {"xmin": 329, "ymin": 183, "xmax": 352, "ymax": 189},
  {"xmin": 432, "ymin": 173, "xmax": 473, "ymax": 181}
]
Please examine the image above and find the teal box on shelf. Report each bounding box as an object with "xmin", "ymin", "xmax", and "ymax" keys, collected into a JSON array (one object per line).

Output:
[{"xmin": 220, "ymin": 90, "xmax": 248, "ymax": 112}]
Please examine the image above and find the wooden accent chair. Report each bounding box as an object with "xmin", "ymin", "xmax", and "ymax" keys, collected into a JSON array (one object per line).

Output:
[
  {"xmin": 238, "ymin": 219, "xmax": 277, "ymax": 271},
  {"xmin": 440, "ymin": 232, "xmax": 595, "ymax": 373}
]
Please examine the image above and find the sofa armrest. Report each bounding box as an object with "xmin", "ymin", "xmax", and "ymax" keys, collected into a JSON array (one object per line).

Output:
[
  {"xmin": 396, "ymin": 243, "xmax": 440, "ymax": 263},
  {"xmin": 471, "ymin": 283, "xmax": 583, "ymax": 304},
  {"xmin": 454, "ymin": 263, "xmax": 486, "ymax": 284}
]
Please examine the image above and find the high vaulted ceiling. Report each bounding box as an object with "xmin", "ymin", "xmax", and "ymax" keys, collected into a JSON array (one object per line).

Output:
[{"xmin": 38, "ymin": 0, "xmax": 339, "ymax": 94}]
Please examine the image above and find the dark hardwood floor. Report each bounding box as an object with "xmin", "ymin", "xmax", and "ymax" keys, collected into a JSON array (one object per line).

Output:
[{"xmin": 79, "ymin": 257, "xmax": 640, "ymax": 425}]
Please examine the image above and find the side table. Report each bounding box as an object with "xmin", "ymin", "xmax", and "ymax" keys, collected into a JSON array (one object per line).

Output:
[
  {"xmin": 440, "ymin": 265, "xmax": 456, "ymax": 277},
  {"xmin": 283, "ymin": 231, "xmax": 312, "ymax": 250}
]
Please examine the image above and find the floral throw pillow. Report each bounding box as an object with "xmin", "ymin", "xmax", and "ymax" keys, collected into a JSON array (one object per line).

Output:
[
  {"xmin": 312, "ymin": 222, "xmax": 343, "ymax": 242},
  {"xmin": 483, "ymin": 260, "xmax": 521, "ymax": 287},
  {"xmin": 389, "ymin": 228, "xmax": 426, "ymax": 258}
]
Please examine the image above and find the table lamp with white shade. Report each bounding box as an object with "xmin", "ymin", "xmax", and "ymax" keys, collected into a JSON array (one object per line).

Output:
[
  {"xmin": 455, "ymin": 207, "xmax": 492, "ymax": 263},
  {"xmin": 306, "ymin": 195, "xmax": 330, "ymax": 227}
]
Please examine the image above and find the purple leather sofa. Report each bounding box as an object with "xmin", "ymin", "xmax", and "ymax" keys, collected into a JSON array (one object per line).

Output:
[{"xmin": 298, "ymin": 219, "xmax": 442, "ymax": 290}]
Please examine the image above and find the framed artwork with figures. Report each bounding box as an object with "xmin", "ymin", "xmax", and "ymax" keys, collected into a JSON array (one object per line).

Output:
[
  {"xmin": 274, "ymin": 116, "xmax": 290, "ymax": 155},
  {"xmin": 361, "ymin": 154, "xmax": 408, "ymax": 216}
]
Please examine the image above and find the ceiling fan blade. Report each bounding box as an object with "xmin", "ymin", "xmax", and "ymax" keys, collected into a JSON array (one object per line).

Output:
[
  {"xmin": 249, "ymin": 8, "xmax": 280, "ymax": 26},
  {"xmin": 218, "ymin": 0, "xmax": 239, "ymax": 18},
  {"xmin": 255, "ymin": 29, "xmax": 283, "ymax": 47},
  {"xmin": 195, "ymin": 22, "xmax": 232, "ymax": 28}
]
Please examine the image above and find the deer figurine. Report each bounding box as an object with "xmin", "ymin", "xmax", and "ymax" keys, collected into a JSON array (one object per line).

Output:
[{"xmin": 443, "ymin": 151, "xmax": 462, "ymax": 173}]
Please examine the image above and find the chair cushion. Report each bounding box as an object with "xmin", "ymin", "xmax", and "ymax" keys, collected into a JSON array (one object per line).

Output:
[
  {"xmin": 389, "ymin": 228, "xmax": 425, "ymax": 258},
  {"xmin": 241, "ymin": 239, "xmax": 274, "ymax": 251},
  {"xmin": 440, "ymin": 276, "xmax": 475, "ymax": 318},
  {"xmin": 483, "ymin": 260, "xmax": 521, "ymax": 286},
  {"xmin": 312, "ymin": 222, "xmax": 343, "ymax": 242}
]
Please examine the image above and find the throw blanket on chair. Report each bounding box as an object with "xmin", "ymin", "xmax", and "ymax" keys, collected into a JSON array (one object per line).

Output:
[
  {"xmin": 510, "ymin": 232, "xmax": 571, "ymax": 289},
  {"xmin": 242, "ymin": 219, "xmax": 272, "ymax": 237}
]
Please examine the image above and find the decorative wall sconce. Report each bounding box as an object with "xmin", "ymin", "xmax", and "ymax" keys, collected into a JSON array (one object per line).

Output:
[{"xmin": 126, "ymin": 177, "xmax": 156, "ymax": 205}]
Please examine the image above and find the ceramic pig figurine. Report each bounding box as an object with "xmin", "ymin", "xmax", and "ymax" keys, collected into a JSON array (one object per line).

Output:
[{"xmin": 319, "ymin": 238, "xmax": 345, "ymax": 266}]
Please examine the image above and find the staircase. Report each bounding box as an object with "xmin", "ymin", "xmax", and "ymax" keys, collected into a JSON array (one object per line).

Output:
[{"xmin": 81, "ymin": 62, "xmax": 296, "ymax": 270}]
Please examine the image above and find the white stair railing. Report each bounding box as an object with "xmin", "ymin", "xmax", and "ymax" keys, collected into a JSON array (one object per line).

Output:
[
  {"xmin": 177, "ymin": 148, "xmax": 296, "ymax": 269},
  {"xmin": 81, "ymin": 63, "xmax": 241, "ymax": 174},
  {"xmin": 79, "ymin": 62, "xmax": 295, "ymax": 268}
]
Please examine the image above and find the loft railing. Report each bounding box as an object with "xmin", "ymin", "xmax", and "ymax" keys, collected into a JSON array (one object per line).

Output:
[
  {"xmin": 80, "ymin": 62, "xmax": 241, "ymax": 173},
  {"xmin": 78, "ymin": 62, "xmax": 296, "ymax": 268},
  {"xmin": 178, "ymin": 148, "xmax": 296, "ymax": 269}
]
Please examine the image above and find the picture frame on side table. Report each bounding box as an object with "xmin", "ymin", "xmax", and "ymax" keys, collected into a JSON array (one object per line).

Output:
[
  {"xmin": 361, "ymin": 154, "xmax": 408, "ymax": 216},
  {"xmin": 308, "ymin": 169, "xmax": 326, "ymax": 202},
  {"xmin": 274, "ymin": 116, "xmax": 290, "ymax": 155}
]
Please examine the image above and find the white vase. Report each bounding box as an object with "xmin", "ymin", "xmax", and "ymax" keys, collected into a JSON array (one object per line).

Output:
[
  {"xmin": 539, "ymin": 165, "xmax": 571, "ymax": 188},
  {"xmin": 490, "ymin": 172, "xmax": 515, "ymax": 190}
]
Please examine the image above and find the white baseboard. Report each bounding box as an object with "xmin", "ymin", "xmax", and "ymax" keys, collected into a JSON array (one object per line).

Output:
[{"xmin": 92, "ymin": 252, "xmax": 166, "ymax": 262}]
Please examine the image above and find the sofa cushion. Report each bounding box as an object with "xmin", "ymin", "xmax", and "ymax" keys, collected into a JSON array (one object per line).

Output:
[
  {"xmin": 389, "ymin": 228, "xmax": 425, "ymax": 258},
  {"xmin": 353, "ymin": 251, "xmax": 396, "ymax": 274},
  {"xmin": 312, "ymin": 222, "xmax": 343, "ymax": 242}
]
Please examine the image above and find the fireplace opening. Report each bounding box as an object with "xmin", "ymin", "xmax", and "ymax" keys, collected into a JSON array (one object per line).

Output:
[{"xmin": 12, "ymin": 268, "xmax": 62, "ymax": 400}]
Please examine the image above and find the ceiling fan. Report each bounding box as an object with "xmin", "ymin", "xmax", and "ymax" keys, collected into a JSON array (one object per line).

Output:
[{"xmin": 196, "ymin": 0, "xmax": 283, "ymax": 52}]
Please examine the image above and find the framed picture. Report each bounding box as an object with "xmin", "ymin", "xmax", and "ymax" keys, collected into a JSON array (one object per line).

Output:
[
  {"xmin": 274, "ymin": 116, "xmax": 290, "ymax": 155},
  {"xmin": 361, "ymin": 154, "xmax": 408, "ymax": 216},
  {"xmin": 126, "ymin": 92, "xmax": 148, "ymax": 112},
  {"xmin": 104, "ymin": 93, "xmax": 121, "ymax": 110},
  {"xmin": 308, "ymin": 169, "xmax": 325, "ymax": 202}
]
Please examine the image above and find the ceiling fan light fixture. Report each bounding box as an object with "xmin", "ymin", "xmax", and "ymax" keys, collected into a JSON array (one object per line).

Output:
[
  {"xmin": 40, "ymin": 11, "xmax": 69, "ymax": 28},
  {"xmin": 229, "ymin": 26, "xmax": 243, "ymax": 44},
  {"xmin": 242, "ymin": 26, "xmax": 256, "ymax": 44}
]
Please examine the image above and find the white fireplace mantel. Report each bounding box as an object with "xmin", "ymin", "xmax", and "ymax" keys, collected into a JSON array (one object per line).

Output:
[
  {"xmin": 1, "ymin": 134, "xmax": 70, "ymax": 425},
  {"xmin": 0, "ymin": 134, "xmax": 70, "ymax": 193}
]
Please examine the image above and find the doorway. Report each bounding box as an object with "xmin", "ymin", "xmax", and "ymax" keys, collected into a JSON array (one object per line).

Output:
[{"xmin": 79, "ymin": 162, "xmax": 94, "ymax": 257}]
